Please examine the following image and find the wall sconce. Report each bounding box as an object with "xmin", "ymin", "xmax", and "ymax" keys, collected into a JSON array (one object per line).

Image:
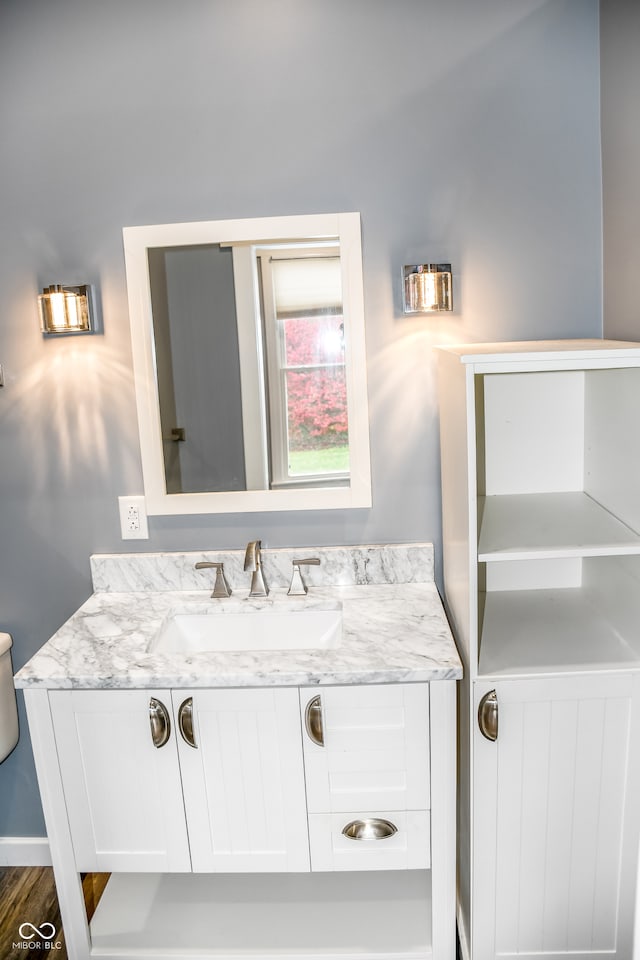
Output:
[
  {"xmin": 403, "ymin": 264, "xmax": 452, "ymax": 314},
  {"xmin": 38, "ymin": 284, "xmax": 96, "ymax": 335}
]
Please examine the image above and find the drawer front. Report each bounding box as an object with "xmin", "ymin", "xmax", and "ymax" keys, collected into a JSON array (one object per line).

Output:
[
  {"xmin": 308, "ymin": 810, "xmax": 431, "ymax": 871},
  {"xmin": 301, "ymin": 683, "xmax": 430, "ymax": 813}
]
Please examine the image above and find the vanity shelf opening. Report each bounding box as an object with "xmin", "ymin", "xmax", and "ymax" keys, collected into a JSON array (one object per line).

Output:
[{"xmin": 89, "ymin": 870, "xmax": 434, "ymax": 959}]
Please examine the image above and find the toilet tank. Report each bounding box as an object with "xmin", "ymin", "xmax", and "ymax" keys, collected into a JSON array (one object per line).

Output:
[{"xmin": 0, "ymin": 633, "xmax": 19, "ymax": 762}]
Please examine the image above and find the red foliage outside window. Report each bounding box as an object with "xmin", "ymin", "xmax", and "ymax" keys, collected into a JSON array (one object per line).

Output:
[{"xmin": 283, "ymin": 315, "xmax": 348, "ymax": 452}]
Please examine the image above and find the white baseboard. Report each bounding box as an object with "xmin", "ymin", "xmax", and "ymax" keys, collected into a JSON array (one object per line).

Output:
[{"xmin": 0, "ymin": 837, "xmax": 51, "ymax": 866}]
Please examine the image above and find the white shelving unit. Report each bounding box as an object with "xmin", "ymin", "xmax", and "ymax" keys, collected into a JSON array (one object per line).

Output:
[{"xmin": 438, "ymin": 340, "xmax": 640, "ymax": 959}]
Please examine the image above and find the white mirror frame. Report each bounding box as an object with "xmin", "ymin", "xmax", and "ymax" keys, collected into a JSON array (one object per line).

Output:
[{"xmin": 123, "ymin": 212, "xmax": 372, "ymax": 515}]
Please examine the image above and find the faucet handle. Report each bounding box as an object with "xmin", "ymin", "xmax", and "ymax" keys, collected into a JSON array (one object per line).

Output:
[
  {"xmin": 288, "ymin": 557, "xmax": 321, "ymax": 597},
  {"xmin": 195, "ymin": 561, "xmax": 232, "ymax": 599}
]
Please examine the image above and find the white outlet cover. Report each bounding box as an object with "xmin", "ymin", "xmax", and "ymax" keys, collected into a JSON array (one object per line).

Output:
[{"xmin": 118, "ymin": 495, "xmax": 149, "ymax": 540}]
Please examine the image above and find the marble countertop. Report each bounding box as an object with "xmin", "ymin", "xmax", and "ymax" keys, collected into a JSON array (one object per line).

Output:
[{"xmin": 14, "ymin": 582, "xmax": 462, "ymax": 690}]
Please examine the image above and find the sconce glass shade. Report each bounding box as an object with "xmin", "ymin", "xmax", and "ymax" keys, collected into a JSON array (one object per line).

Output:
[
  {"xmin": 403, "ymin": 264, "xmax": 452, "ymax": 314},
  {"xmin": 38, "ymin": 284, "xmax": 95, "ymax": 335}
]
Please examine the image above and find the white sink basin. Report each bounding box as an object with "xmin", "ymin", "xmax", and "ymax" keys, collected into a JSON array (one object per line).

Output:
[{"xmin": 150, "ymin": 607, "xmax": 342, "ymax": 654}]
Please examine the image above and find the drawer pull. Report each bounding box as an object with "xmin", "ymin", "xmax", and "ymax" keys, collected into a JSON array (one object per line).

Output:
[
  {"xmin": 149, "ymin": 697, "xmax": 171, "ymax": 748},
  {"xmin": 178, "ymin": 697, "xmax": 197, "ymax": 748},
  {"xmin": 304, "ymin": 694, "xmax": 324, "ymax": 746},
  {"xmin": 342, "ymin": 818, "xmax": 398, "ymax": 841},
  {"xmin": 478, "ymin": 689, "xmax": 498, "ymax": 742}
]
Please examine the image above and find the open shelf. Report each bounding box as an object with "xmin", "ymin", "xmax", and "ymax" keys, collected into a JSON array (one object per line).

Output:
[
  {"xmin": 477, "ymin": 492, "xmax": 640, "ymax": 562},
  {"xmin": 478, "ymin": 580, "xmax": 640, "ymax": 677},
  {"xmin": 89, "ymin": 870, "xmax": 433, "ymax": 959}
]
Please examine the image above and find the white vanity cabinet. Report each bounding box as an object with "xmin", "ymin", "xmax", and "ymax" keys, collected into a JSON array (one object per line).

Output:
[
  {"xmin": 49, "ymin": 687, "xmax": 310, "ymax": 874},
  {"xmin": 25, "ymin": 677, "xmax": 457, "ymax": 960},
  {"xmin": 437, "ymin": 340, "xmax": 640, "ymax": 959}
]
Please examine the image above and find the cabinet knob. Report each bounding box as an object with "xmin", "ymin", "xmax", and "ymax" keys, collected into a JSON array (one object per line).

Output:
[
  {"xmin": 178, "ymin": 697, "xmax": 198, "ymax": 749},
  {"xmin": 478, "ymin": 689, "xmax": 499, "ymax": 742},
  {"xmin": 342, "ymin": 818, "xmax": 398, "ymax": 841},
  {"xmin": 304, "ymin": 694, "xmax": 324, "ymax": 746},
  {"xmin": 149, "ymin": 697, "xmax": 171, "ymax": 748}
]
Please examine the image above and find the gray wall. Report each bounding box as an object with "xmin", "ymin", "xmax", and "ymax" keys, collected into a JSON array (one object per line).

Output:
[
  {"xmin": 0, "ymin": 0, "xmax": 602, "ymax": 837},
  {"xmin": 601, "ymin": 0, "xmax": 640, "ymax": 341}
]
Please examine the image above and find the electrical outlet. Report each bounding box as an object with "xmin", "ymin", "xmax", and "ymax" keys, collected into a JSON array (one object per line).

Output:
[{"xmin": 118, "ymin": 495, "xmax": 149, "ymax": 540}]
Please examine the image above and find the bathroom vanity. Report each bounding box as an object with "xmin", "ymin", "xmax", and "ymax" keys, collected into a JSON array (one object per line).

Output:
[{"xmin": 15, "ymin": 544, "xmax": 461, "ymax": 960}]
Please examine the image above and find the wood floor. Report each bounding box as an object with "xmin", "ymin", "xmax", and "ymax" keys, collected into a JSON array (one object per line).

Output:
[{"xmin": 0, "ymin": 868, "xmax": 107, "ymax": 959}]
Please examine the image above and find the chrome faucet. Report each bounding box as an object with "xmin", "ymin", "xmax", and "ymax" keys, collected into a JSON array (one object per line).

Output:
[{"xmin": 244, "ymin": 540, "xmax": 269, "ymax": 597}]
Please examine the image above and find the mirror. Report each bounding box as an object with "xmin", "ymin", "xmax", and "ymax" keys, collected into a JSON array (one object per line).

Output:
[{"xmin": 123, "ymin": 212, "xmax": 371, "ymax": 514}]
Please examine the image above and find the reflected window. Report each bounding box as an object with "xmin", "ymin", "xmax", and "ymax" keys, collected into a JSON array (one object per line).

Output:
[{"xmin": 259, "ymin": 247, "xmax": 349, "ymax": 489}]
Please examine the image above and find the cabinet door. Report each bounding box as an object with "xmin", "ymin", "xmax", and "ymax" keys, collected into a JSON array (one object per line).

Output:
[
  {"xmin": 50, "ymin": 689, "xmax": 191, "ymax": 872},
  {"xmin": 301, "ymin": 683, "xmax": 430, "ymax": 813},
  {"xmin": 174, "ymin": 687, "xmax": 310, "ymax": 872},
  {"xmin": 473, "ymin": 674, "xmax": 640, "ymax": 959}
]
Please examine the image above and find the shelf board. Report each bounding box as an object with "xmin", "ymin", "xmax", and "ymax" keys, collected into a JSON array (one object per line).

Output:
[
  {"xmin": 89, "ymin": 870, "xmax": 432, "ymax": 959},
  {"xmin": 477, "ymin": 492, "xmax": 640, "ymax": 562},
  {"xmin": 478, "ymin": 586, "xmax": 640, "ymax": 678}
]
